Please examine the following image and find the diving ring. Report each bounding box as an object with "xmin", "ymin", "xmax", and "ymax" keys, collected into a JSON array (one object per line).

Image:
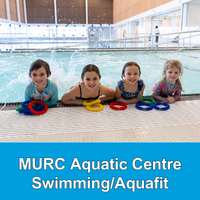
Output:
[
  {"xmin": 29, "ymin": 101, "xmax": 48, "ymax": 115},
  {"xmin": 135, "ymin": 102, "xmax": 154, "ymax": 111},
  {"xmin": 154, "ymin": 102, "xmax": 170, "ymax": 111},
  {"xmin": 110, "ymin": 102, "xmax": 127, "ymax": 110},
  {"xmin": 140, "ymin": 97, "xmax": 156, "ymax": 105},
  {"xmin": 83, "ymin": 99, "xmax": 101, "ymax": 106},
  {"xmin": 16, "ymin": 103, "xmax": 39, "ymax": 112},
  {"xmin": 21, "ymin": 100, "xmax": 32, "ymax": 113},
  {"xmin": 86, "ymin": 104, "xmax": 104, "ymax": 112}
]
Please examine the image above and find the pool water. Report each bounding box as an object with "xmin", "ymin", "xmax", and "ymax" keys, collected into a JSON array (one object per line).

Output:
[{"xmin": 1, "ymin": 50, "xmax": 200, "ymax": 103}]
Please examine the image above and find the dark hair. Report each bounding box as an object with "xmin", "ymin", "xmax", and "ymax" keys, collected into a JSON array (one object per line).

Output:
[
  {"xmin": 155, "ymin": 26, "xmax": 158, "ymax": 28},
  {"xmin": 81, "ymin": 64, "xmax": 101, "ymax": 78},
  {"xmin": 29, "ymin": 59, "xmax": 51, "ymax": 77},
  {"xmin": 121, "ymin": 62, "xmax": 141, "ymax": 79}
]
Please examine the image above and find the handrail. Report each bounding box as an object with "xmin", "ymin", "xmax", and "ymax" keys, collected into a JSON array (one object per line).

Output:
[
  {"xmin": 1, "ymin": 30, "xmax": 200, "ymax": 51},
  {"xmin": 97, "ymin": 30, "xmax": 200, "ymax": 43},
  {"xmin": 175, "ymin": 44, "xmax": 200, "ymax": 51},
  {"xmin": 150, "ymin": 33, "xmax": 200, "ymax": 48},
  {"xmin": 59, "ymin": 30, "xmax": 200, "ymax": 49}
]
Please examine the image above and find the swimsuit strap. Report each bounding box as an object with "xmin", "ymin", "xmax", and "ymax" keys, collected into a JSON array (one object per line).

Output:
[
  {"xmin": 98, "ymin": 83, "xmax": 101, "ymax": 96},
  {"xmin": 79, "ymin": 82, "xmax": 82, "ymax": 98},
  {"xmin": 77, "ymin": 83, "xmax": 100, "ymax": 100}
]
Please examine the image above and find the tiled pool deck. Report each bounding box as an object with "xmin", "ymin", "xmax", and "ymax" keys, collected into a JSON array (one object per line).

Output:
[{"xmin": 1, "ymin": 95, "xmax": 200, "ymax": 142}]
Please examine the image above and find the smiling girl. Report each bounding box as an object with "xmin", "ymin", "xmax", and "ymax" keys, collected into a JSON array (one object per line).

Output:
[
  {"xmin": 25, "ymin": 59, "xmax": 58, "ymax": 107},
  {"xmin": 152, "ymin": 60, "xmax": 183, "ymax": 103},
  {"xmin": 61, "ymin": 64, "xmax": 115, "ymax": 105},
  {"xmin": 115, "ymin": 62, "xmax": 145, "ymax": 104}
]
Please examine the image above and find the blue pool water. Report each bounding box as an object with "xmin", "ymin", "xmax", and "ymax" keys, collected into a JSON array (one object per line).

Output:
[{"xmin": 1, "ymin": 50, "xmax": 200, "ymax": 103}]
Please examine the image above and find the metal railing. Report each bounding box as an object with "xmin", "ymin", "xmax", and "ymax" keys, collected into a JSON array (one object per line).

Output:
[
  {"xmin": 61, "ymin": 30, "xmax": 200, "ymax": 51},
  {"xmin": 0, "ymin": 30, "xmax": 200, "ymax": 52}
]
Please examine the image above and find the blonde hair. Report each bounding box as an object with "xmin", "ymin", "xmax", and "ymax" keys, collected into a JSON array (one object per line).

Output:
[{"xmin": 163, "ymin": 60, "xmax": 184, "ymax": 91}]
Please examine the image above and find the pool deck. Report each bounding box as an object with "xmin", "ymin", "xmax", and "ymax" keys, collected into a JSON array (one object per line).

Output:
[{"xmin": 1, "ymin": 95, "xmax": 200, "ymax": 142}]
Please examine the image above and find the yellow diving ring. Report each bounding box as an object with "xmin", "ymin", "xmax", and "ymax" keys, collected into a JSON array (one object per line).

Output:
[
  {"xmin": 83, "ymin": 99, "xmax": 101, "ymax": 106},
  {"xmin": 86, "ymin": 104, "xmax": 104, "ymax": 112},
  {"xmin": 83, "ymin": 99, "xmax": 104, "ymax": 112}
]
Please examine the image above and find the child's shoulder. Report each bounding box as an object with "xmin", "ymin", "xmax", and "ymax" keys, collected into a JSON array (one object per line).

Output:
[
  {"xmin": 138, "ymin": 79, "xmax": 144, "ymax": 85},
  {"xmin": 48, "ymin": 79, "xmax": 58, "ymax": 88},
  {"xmin": 156, "ymin": 79, "xmax": 165, "ymax": 85},
  {"xmin": 25, "ymin": 81, "xmax": 34, "ymax": 90},
  {"xmin": 117, "ymin": 79, "xmax": 123, "ymax": 84}
]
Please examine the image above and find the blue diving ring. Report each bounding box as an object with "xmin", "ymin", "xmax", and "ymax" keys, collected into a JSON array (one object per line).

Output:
[
  {"xmin": 21, "ymin": 100, "xmax": 32, "ymax": 113},
  {"xmin": 21, "ymin": 100, "xmax": 44, "ymax": 114},
  {"xmin": 154, "ymin": 102, "xmax": 170, "ymax": 111},
  {"xmin": 19, "ymin": 109, "xmax": 34, "ymax": 115},
  {"xmin": 135, "ymin": 102, "xmax": 154, "ymax": 111}
]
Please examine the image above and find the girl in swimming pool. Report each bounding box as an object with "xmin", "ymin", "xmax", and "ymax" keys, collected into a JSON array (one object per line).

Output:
[
  {"xmin": 61, "ymin": 64, "xmax": 115, "ymax": 105},
  {"xmin": 25, "ymin": 59, "xmax": 58, "ymax": 107},
  {"xmin": 152, "ymin": 60, "xmax": 183, "ymax": 103},
  {"xmin": 115, "ymin": 62, "xmax": 145, "ymax": 104}
]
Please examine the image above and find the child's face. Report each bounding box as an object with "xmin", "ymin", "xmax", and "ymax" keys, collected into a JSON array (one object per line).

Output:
[
  {"xmin": 31, "ymin": 66, "xmax": 49, "ymax": 87},
  {"xmin": 123, "ymin": 65, "xmax": 140, "ymax": 85},
  {"xmin": 81, "ymin": 71, "xmax": 100, "ymax": 91},
  {"xmin": 165, "ymin": 67, "xmax": 180, "ymax": 84}
]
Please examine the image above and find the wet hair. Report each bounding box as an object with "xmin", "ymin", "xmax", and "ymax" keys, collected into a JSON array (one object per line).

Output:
[
  {"xmin": 121, "ymin": 62, "xmax": 141, "ymax": 79},
  {"xmin": 81, "ymin": 64, "xmax": 101, "ymax": 78},
  {"xmin": 163, "ymin": 60, "xmax": 184, "ymax": 91},
  {"xmin": 29, "ymin": 59, "xmax": 51, "ymax": 77}
]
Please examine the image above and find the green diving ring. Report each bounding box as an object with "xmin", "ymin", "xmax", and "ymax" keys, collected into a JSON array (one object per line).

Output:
[
  {"xmin": 140, "ymin": 97, "xmax": 156, "ymax": 105},
  {"xmin": 16, "ymin": 103, "xmax": 37, "ymax": 112}
]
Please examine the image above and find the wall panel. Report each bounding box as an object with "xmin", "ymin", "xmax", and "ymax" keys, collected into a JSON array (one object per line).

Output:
[
  {"xmin": 19, "ymin": 0, "xmax": 24, "ymax": 23},
  {"xmin": 26, "ymin": 0, "xmax": 54, "ymax": 24},
  {"xmin": 0, "ymin": 0, "xmax": 7, "ymax": 19},
  {"xmin": 56, "ymin": 0, "xmax": 85, "ymax": 24},
  {"xmin": 88, "ymin": 0, "xmax": 113, "ymax": 24},
  {"xmin": 113, "ymin": 0, "xmax": 174, "ymax": 23},
  {"xmin": 9, "ymin": 0, "xmax": 17, "ymax": 21}
]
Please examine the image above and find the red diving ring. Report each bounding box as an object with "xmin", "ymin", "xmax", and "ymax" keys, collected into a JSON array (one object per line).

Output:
[
  {"xmin": 28, "ymin": 100, "xmax": 48, "ymax": 115},
  {"xmin": 110, "ymin": 102, "xmax": 127, "ymax": 110}
]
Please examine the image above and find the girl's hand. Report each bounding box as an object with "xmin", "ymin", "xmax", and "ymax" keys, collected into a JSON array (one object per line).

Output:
[
  {"xmin": 117, "ymin": 98, "xmax": 126, "ymax": 103},
  {"xmin": 167, "ymin": 96, "xmax": 175, "ymax": 104}
]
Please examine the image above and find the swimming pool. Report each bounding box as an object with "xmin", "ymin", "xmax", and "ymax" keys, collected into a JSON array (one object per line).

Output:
[{"xmin": 1, "ymin": 50, "xmax": 200, "ymax": 103}]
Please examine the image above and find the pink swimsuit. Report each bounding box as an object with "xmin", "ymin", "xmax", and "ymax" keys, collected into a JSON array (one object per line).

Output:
[{"xmin": 152, "ymin": 79, "xmax": 181, "ymax": 103}]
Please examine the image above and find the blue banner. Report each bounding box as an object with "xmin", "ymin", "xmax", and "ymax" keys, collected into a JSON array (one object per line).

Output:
[{"xmin": 0, "ymin": 143, "xmax": 199, "ymax": 199}]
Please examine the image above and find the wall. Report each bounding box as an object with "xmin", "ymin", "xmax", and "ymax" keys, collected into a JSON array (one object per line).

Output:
[
  {"xmin": 9, "ymin": 0, "xmax": 18, "ymax": 21},
  {"xmin": 162, "ymin": 18, "xmax": 171, "ymax": 27},
  {"xmin": 25, "ymin": 0, "xmax": 113, "ymax": 24},
  {"xmin": 88, "ymin": 0, "xmax": 113, "ymax": 24},
  {"xmin": 19, "ymin": 0, "xmax": 24, "ymax": 23},
  {"xmin": 187, "ymin": 2, "xmax": 200, "ymax": 27},
  {"xmin": 0, "ymin": 0, "xmax": 7, "ymax": 19},
  {"xmin": 56, "ymin": 0, "xmax": 85, "ymax": 24},
  {"xmin": 26, "ymin": 0, "xmax": 55, "ymax": 23},
  {"xmin": 113, "ymin": 0, "xmax": 174, "ymax": 24}
]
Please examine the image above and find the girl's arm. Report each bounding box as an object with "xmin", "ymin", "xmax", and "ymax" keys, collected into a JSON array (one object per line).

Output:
[
  {"xmin": 152, "ymin": 82, "xmax": 168, "ymax": 103},
  {"xmin": 117, "ymin": 84, "xmax": 145, "ymax": 104},
  {"xmin": 61, "ymin": 85, "xmax": 83, "ymax": 105},
  {"xmin": 115, "ymin": 85, "xmax": 122, "ymax": 99},
  {"xmin": 172, "ymin": 85, "xmax": 181, "ymax": 102},
  {"xmin": 99, "ymin": 85, "xmax": 115, "ymax": 102}
]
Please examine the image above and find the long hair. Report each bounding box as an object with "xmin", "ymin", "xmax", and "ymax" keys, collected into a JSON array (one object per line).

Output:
[{"xmin": 163, "ymin": 60, "xmax": 184, "ymax": 91}]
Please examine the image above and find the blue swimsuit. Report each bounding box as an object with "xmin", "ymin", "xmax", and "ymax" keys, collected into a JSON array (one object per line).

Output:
[{"xmin": 118, "ymin": 79, "xmax": 144, "ymax": 99}]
